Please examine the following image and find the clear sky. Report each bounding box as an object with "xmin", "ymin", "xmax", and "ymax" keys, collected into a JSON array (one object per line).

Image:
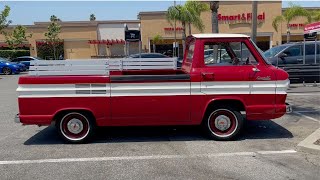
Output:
[{"xmin": 1, "ymin": 1, "xmax": 319, "ymax": 25}]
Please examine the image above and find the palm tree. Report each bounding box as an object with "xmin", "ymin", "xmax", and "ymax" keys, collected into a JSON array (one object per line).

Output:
[
  {"xmin": 210, "ymin": 1, "xmax": 219, "ymax": 33},
  {"xmin": 166, "ymin": 2, "xmax": 206, "ymax": 55},
  {"xmin": 151, "ymin": 34, "xmax": 163, "ymax": 53},
  {"xmin": 310, "ymin": 10, "xmax": 320, "ymax": 22},
  {"xmin": 185, "ymin": 1, "xmax": 210, "ymax": 35},
  {"xmin": 50, "ymin": 15, "xmax": 61, "ymax": 22},
  {"xmin": 272, "ymin": 3, "xmax": 311, "ymax": 43},
  {"xmin": 90, "ymin": 14, "xmax": 96, "ymax": 21}
]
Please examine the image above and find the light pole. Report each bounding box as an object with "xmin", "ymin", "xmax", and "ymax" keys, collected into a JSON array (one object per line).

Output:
[
  {"xmin": 174, "ymin": 0, "xmax": 177, "ymax": 57},
  {"xmin": 251, "ymin": 1, "xmax": 258, "ymax": 43}
]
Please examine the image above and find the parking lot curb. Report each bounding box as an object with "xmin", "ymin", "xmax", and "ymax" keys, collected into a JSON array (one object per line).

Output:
[{"xmin": 297, "ymin": 128, "xmax": 320, "ymax": 155}]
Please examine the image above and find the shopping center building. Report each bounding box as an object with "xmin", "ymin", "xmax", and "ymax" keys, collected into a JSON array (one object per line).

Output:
[{"xmin": 0, "ymin": 1, "xmax": 318, "ymax": 59}]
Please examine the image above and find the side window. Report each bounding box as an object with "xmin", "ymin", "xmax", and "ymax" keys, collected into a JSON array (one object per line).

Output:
[
  {"xmin": 283, "ymin": 45, "xmax": 301, "ymax": 57},
  {"xmin": 186, "ymin": 41, "xmax": 195, "ymax": 63},
  {"xmin": 204, "ymin": 41, "xmax": 258, "ymax": 66},
  {"xmin": 305, "ymin": 44, "xmax": 316, "ymax": 55}
]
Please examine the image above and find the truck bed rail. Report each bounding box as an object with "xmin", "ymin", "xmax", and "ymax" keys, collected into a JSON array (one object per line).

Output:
[{"xmin": 29, "ymin": 58, "xmax": 177, "ymax": 76}]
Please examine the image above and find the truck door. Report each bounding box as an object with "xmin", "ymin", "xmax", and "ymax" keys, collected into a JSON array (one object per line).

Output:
[
  {"xmin": 110, "ymin": 74, "xmax": 191, "ymax": 126},
  {"xmin": 199, "ymin": 39, "xmax": 276, "ymax": 119}
]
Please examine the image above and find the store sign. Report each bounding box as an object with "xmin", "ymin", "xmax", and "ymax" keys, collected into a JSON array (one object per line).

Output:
[
  {"xmin": 289, "ymin": 23, "xmax": 305, "ymax": 28},
  {"xmin": 218, "ymin": 12, "xmax": 265, "ymax": 24},
  {"xmin": 125, "ymin": 30, "xmax": 141, "ymax": 42},
  {"xmin": 164, "ymin": 27, "xmax": 183, "ymax": 31}
]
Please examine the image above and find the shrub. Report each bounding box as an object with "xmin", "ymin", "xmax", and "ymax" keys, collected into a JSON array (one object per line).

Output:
[{"xmin": 0, "ymin": 50, "xmax": 30, "ymax": 59}]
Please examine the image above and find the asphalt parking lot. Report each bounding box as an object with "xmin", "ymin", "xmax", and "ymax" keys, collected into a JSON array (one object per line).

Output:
[{"xmin": 0, "ymin": 74, "xmax": 319, "ymax": 180}]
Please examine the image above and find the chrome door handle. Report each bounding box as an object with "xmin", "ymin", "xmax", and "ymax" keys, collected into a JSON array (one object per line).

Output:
[{"xmin": 252, "ymin": 67, "xmax": 260, "ymax": 72}]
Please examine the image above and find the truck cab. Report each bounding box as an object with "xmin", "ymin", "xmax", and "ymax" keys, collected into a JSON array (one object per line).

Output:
[{"xmin": 15, "ymin": 34, "xmax": 290, "ymax": 143}]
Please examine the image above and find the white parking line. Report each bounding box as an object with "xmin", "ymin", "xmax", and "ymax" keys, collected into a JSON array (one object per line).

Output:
[
  {"xmin": 293, "ymin": 112, "xmax": 320, "ymax": 123},
  {"xmin": 0, "ymin": 150, "xmax": 297, "ymax": 165}
]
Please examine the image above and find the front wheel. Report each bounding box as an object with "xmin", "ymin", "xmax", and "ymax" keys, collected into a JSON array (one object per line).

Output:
[
  {"xmin": 203, "ymin": 106, "xmax": 244, "ymax": 141},
  {"xmin": 56, "ymin": 112, "xmax": 95, "ymax": 143},
  {"xmin": 3, "ymin": 67, "xmax": 12, "ymax": 75}
]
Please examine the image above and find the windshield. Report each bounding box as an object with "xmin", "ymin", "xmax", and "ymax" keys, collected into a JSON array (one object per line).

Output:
[
  {"xmin": 249, "ymin": 39, "xmax": 272, "ymax": 65},
  {"xmin": 263, "ymin": 45, "xmax": 287, "ymax": 58}
]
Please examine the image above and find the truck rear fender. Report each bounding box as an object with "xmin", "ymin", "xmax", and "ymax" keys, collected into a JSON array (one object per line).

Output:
[{"xmin": 202, "ymin": 98, "xmax": 247, "ymax": 122}]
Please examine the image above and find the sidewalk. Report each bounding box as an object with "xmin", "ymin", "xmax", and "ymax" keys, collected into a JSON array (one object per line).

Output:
[
  {"xmin": 298, "ymin": 128, "xmax": 320, "ymax": 155},
  {"xmin": 288, "ymin": 83, "xmax": 320, "ymax": 93}
]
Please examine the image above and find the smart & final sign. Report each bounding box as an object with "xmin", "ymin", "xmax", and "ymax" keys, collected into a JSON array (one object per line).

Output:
[{"xmin": 218, "ymin": 12, "xmax": 265, "ymax": 23}]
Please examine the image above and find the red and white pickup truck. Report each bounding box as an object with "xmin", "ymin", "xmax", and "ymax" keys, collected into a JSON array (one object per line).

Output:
[{"xmin": 15, "ymin": 34, "xmax": 291, "ymax": 143}]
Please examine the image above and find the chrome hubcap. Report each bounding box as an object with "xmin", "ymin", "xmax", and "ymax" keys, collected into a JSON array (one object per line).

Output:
[
  {"xmin": 67, "ymin": 118, "xmax": 83, "ymax": 134},
  {"xmin": 3, "ymin": 68, "xmax": 10, "ymax": 74},
  {"xmin": 215, "ymin": 115, "xmax": 231, "ymax": 131}
]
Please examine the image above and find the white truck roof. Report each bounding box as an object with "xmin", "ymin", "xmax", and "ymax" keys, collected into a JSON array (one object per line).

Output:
[{"xmin": 192, "ymin": 34, "xmax": 250, "ymax": 38}]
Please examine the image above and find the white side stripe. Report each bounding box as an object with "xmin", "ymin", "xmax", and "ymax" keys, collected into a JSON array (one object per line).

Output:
[{"xmin": 17, "ymin": 80, "xmax": 290, "ymax": 98}]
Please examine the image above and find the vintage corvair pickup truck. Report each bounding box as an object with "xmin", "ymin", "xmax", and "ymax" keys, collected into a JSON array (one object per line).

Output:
[{"xmin": 15, "ymin": 34, "xmax": 290, "ymax": 143}]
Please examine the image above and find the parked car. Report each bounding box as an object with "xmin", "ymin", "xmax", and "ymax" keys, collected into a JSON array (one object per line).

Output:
[
  {"xmin": 129, "ymin": 53, "xmax": 169, "ymax": 58},
  {"xmin": 0, "ymin": 59, "xmax": 20, "ymax": 75},
  {"xmin": 263, "ymin": 41, "xmax": 320, "ymax": 65},
  {"xmin": 129, "ymin": 53, "xmax": 182, "ymax": 68},
  {"xmin": 0, "ymin": 57, "xmax": 26, "ymax": 72},
  {"xmin": 15, "ymin": 34, "xmax": 290, "ymax": 143},
  {"xmin": 11, "ymin": 56, "xmax": 43, "ymax": 69}
]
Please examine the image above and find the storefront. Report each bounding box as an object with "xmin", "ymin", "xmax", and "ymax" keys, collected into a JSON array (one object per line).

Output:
[
  {"xmin": 0, "ymin": 1, "xmax": 318, "ymax": 59},
  {"xmin": 139, "ymin": 1, "xmax": 319, "ymax": 57}
]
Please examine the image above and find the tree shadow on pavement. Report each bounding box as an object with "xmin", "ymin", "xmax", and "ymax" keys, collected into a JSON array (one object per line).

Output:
[{"xmin": 24, "ymin": 120, "xmax": 293, "ymax": 145}]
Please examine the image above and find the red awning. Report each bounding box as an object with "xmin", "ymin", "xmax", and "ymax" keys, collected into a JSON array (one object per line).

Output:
[
  {"xmin": 304, "ymin": 21, "xmax": 320, "ymax": 34},
  {"xmin": 88, "ymin": 39, "xmax": 126, "ymax": 45}
]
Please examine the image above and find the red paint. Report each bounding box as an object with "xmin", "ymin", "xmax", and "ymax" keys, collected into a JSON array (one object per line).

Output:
[
  {"xmin": 19, "ymin": 97, "xmax": 110, "ymax": 126},
  {"xmin": 17, "ymin": 35, "xmax": 289, "ymax": 134},
  {"xmin": 19, "ymin": 75, "xmax": 110, "ymax": 84}
]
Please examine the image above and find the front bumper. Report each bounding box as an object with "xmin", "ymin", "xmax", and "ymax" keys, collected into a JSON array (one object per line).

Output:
[
  {"xmin": 14, "ymin": 114, "xmax": 20, "ymax": 123},
  {"xmin": 286, "ymin": 103, "xmax": 292, "ymax": 114}
]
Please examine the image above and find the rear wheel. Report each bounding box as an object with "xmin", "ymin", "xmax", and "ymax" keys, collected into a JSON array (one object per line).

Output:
[
  {"xmin": 3, "ymin": 67, "xmax": 12, "ymax": 75},
  {"xmin": 203, "ymin": 106, "xmax": 244, "ymax": 141},
  {"xmin": 56, "ymin": 112, "xmax": 95, "ymax": 143}
]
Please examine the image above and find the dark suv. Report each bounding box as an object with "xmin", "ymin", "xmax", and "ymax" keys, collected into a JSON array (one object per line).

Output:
[{"xmin": 263, "ymin": 41, "xmax": 320, "ymax": 65}]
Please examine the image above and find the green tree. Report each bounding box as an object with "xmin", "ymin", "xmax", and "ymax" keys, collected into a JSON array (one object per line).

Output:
[
  {"xmin": 0, "ymin": 5, "xmax": 12, "ymax": 34},
  {"xmin": 45, "ymin": 15, "xmax": 62, "ymax": 60},
  {"xmin": 5, "ymin": 25, "xmax": 32, "ymax": 50},
  {"xmin": 185, "ymin": 1, "xmax": 210, "ymax": 35},
  {"xmin": 50, "ymin": 15, "xmax": 61, "ymax": 22},
  {"xmin": 90, "ymin": 14, "xmax": 96, "ymax": 21},
  {"xmin": 310, "ymin": 10, "xmax": 320, "ymax": 22},
  {"xmin": 166, "ymin": 2, "xmax": 206, "ymax": 55},
  {"xmin": 272, "ymin": 3, "xmax": 311, "ymax": 43},
  {"xmin": 151, "ymin": 34, "xmax": 163, "ymax": 53}
]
